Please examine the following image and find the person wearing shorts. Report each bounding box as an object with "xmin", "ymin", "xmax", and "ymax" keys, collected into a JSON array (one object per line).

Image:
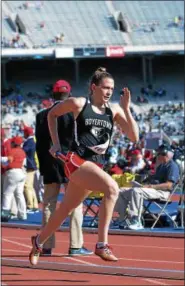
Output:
[
  {"xmin": 35, "ymin": 79, "xmax": 92, "ymax": 256},
  {"xmin": 29, "ymin": 67, "xmax": 139, "ymax": 264}
]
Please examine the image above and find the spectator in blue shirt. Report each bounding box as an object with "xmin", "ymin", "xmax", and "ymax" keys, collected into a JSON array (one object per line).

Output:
[
  {"xmin": 115, "ymin": 144, "xmax": 180, "ymax": 230},
  {"xmin": 23, "ymin": 126, "xmax": 38, "ymax": 211}
]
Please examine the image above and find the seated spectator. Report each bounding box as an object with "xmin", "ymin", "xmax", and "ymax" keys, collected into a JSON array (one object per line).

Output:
[
  {"xmin": 124, "ymin": 149, "xmax": 146, "ymax": 174},
  {"xmin": 153, "ymin": 88, "xmax": 166, "ymax": 97},
  {"xmin": 108, "ymin": 163, "xmax": 123, "ymax": 175},
  {"xmin": 143, "ymin": 150, "xmax": 154, "ymax": 170},
  {"xmin": 108, "ymin": 145, "xmax": 119, "ymax": 164},
  {"xmin": 40, "ymin": 22, "xmax": 45, "ymax": 28},
  {"xmin": 42, "ymin": 98, "xmax": 53, "ymax": 109},
  {"xmin": 141, "ymin": 87, "xmax": 149, "ymax": 96},
  {"xmin": 60, "ymin": 33, "xmax": 64, "ymax": 42},
  {"xmin": 174, "ymin": 16, "xmax": 182, "ymax": 27},
  {"xmin": 55, "ymin": 34, "xmax": 61, "ymax": 43},
  {"xmin": 115, "ymin": 145, "xmax": 180, "ymax": 230},
  {"xmin": 16, "ymin": 93, "xmax": 24, "ymax": 105},
  {"xmin": 136, "ymin": 95, "xmax": 148, "ymax": 103},
  {"xmin": 117, "ymin": 147, "xmax": 128, "ymax": 169}
]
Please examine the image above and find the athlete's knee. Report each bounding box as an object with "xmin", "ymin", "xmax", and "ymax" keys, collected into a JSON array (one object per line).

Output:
[{"xmin": 106, "ymin": 180, "xmax": 119, "ymax": 201}]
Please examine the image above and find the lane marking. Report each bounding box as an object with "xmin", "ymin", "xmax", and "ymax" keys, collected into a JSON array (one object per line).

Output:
[
  {"xmin": 2, "ymin": 257, "xmax": 184, "ymax": 278},
  {"xmin": 86, "ymin": 256, "xmax": 184, "ymax": 264},
  {"xmin": 143, "ymin": 278, "xmax": 168, "ymax": 285},
  {"xmin": 2, "ymin": 238, "xmax": 31, "ymax": 248},
  {"xmin": 3, "ymin": 236, "xmax": 184, "ymax": 250},
  {"xmin": 2, "ymin": 248, "xmax": 184, "ymax": 265},
  {"xmin": 66, "ymin": 256, "xmax": 97, "ymax": 266},
  {"xmin": 2, "ymin": 249, "xmax": 28, "ymax": 253}
]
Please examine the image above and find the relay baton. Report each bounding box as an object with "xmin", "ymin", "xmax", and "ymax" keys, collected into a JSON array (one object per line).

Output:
[{"xmin": 55, "ymin": 151, "xmax": 67, "ymax": 163}]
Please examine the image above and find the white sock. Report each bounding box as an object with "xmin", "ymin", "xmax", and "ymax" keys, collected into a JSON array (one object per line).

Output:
[{"xmin": 96, "ymin": 242, "xmax": 107, "ymax": 248}]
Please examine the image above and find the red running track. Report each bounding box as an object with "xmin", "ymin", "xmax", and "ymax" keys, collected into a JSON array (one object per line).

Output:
[{"xmin": 1, "ymin": 227, "xmax": 184, "ymax": 285}]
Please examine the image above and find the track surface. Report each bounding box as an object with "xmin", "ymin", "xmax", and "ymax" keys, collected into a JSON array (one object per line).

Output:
[{"xmin": 1, "ymin": 227, "xmax": 184, "ymax": 285}]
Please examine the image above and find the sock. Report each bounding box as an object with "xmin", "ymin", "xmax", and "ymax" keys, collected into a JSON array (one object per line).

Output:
[
  {"xmin": 35, "ymin": 235, "xmax": 43, "ymax": 249},
  {"xmin": 96, "ymin": 242, "xmax": 107, "ymax": 249}
]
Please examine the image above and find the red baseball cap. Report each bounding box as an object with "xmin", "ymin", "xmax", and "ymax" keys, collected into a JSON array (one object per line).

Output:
[
  {"xmin": 53, "ymin": 80, "xmax": 71, "ymax": 93},
  {"xmin": 24, "ymin": 126, "xmax": 34, "ymax": 136},
  {"xmin": 131, "ymin": 149, "xmax": 141, "ymax": 156},
  {"xmin": 11, "ymin": 136, "xmax": 23, "ymax": 145}
]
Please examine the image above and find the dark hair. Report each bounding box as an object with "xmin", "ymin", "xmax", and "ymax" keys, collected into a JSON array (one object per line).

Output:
[
  {"xmin": 52, "ymin": 91, "xmax": 71, "ymax": 101},
  {"xmin": 89, "ymin": 67, "xmax": 113, "ymax": 95}
]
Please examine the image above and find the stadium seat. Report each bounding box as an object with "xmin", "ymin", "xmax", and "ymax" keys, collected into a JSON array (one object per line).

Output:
[
  {"xmin": 143, "ymin": 176, "xmax": 184, "ymax": 229},
  {"xmin": 83, "ymin": 192, "xmax": 104, "ymax": 227}
]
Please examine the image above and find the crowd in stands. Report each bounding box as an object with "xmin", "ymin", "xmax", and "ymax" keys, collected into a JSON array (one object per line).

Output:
[
  {"xmin": 1, "ymin": 35, "xmax": 27, "ymax": 49},
  {"xmin": 132, "ymin": 15, "xmax": 184, "ymax": 34},
  {"xmin": 132, "ymin": 21, "xmax": 160, "ymax": 33},
  {"xmin": 2, "ymin": 0, "xmax": 184, "ymax": 49},
  {"xmin": 1, "ymin": 84, "xmax": 184, "ymax": 225},
  {"xmin": 136, "ymin": 84, "xmax": 168, "ymax": 104},
  {"xmin": 168, "ymin": 16, "xmax": 184, "ymax": 29},
  {"xmin": 1, "ymin": 84, "xmax": 184, "ymax": 143},
  {"xmin": 21, "ymin": 1, "xmax": 44, "ymax": 10}
]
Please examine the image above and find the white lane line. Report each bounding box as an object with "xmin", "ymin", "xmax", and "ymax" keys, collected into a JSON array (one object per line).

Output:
[
  {"xmin": 2, "ymin": 238, "xmax": 31, "ymax": 248},
  {"xmin": 2, "ymin": 249, "xmax": 28, "ymax": 253},
  {"xmin": 86, "ymin": 256, "xmax": 184, "ymax": 264},
  {"xmin": 2, "ymin": 239, "xmax": 96, "ymax": 266},
  {"xmin": 2, "ymin": 248, "xmax": 184, "ymax": 265},
  {"xmin": 66, "ymin": 256, "xmax": 97, "ymax": 266},
  {"xmin": 3, "ymin": 237, "xmax": 184, "ymax": 250},
  {"xmin": 143, "ymin": 278, "xmax": 168, "ymax": 285}
]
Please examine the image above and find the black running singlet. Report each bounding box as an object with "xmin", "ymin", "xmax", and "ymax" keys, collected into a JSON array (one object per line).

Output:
[{"xmin": 71, "ymin": 99, "xmax": 113, "ymax": 165}]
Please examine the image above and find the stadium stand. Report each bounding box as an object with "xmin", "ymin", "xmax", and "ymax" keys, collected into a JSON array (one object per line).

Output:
[
  {"xmin": 2, "ymin": 1, "xmax": 184, "ymax": 48},
  {"xmin": 113, "ymin": 1, "xmax": 184, "ymax": 45},
  {"xmin": 3, "ymin": 0, "xmax": 127, "ymax": 47}
]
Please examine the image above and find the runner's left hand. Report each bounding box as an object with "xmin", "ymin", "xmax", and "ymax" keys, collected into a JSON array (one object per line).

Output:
[{"xmin": 120, "ymin": 87, "xmax": 131, "ymax": 110}]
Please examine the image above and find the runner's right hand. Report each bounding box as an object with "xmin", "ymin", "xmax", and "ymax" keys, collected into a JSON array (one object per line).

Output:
[{"xmin": 49, "ymin": 143, "xmax": 61, "ymax": 158}]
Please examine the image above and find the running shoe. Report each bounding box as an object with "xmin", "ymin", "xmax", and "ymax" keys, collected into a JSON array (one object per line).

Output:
[
  {"xmin": 127, "ymin": 216, "xmax": 144, "ymax": 230},
  {"xmin": 68, "ymin": 247, "xmax": 93, "ymax": 256},
  {"xmin": 95, "ymin": 244, "xmax": 118, "ymax": 262},
  {"xmin": 29, "ymin": 235, "xmax": 42, "ymax": 265}
]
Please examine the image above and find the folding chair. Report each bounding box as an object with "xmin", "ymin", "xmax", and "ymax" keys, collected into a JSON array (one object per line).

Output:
[
  {"xmin": 83, "ymin": 173, "xmax": 136, "ymax": 227},
  {"xmin": 143, "ymin": 180, "xmax": 183, "ymax": 229},
  {"xmin": 175, "ymin": 175, "xmax": 185, "ymax": 228},
  {"xmin": 83, "ymin": 192, "xmax": 104, "ymax": 227}
]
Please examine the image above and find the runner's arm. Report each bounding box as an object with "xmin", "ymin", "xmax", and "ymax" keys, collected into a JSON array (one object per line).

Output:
[{"xmin": 47, "ymin": 97, "xmax": 84, "ymax": 146}]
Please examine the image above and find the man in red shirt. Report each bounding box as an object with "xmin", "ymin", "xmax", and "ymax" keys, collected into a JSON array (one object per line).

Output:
[
  {"xmin": 1, "ymin": 128, "xmax": 12, "ymax": 176},
  {"xmin": 2, "ymin": 136, "xmax": 27, "ymax": 220}
]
